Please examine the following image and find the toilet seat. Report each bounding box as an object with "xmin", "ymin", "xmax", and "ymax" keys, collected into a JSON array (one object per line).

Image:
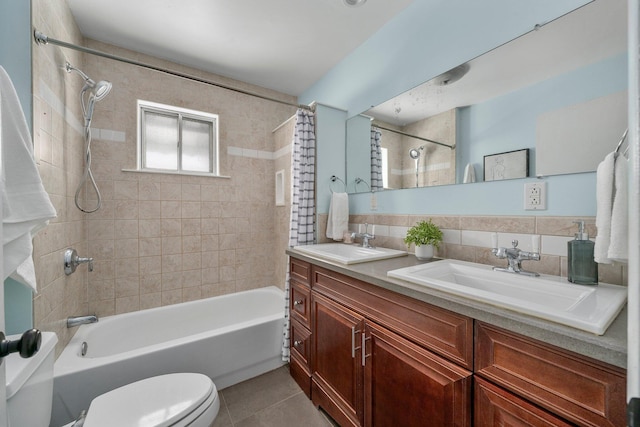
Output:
[{"xmin": 82, "ymin": 373, "xmax": 219, "ymax": 427}]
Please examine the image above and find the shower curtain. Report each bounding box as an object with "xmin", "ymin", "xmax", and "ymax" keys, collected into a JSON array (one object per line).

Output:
[
  {"xmin": 282, "ymin": 108, "xmax": 316, "ymax": 362},
  {"xmin": 371, "ymin": 127, "xmax": 383, "ymax": 192}
]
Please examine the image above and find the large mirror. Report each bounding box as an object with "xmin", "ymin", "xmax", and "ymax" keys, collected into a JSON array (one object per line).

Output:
[{"xmin": 346, "ymin": 0, "xmax": 627, "ymax": 193}]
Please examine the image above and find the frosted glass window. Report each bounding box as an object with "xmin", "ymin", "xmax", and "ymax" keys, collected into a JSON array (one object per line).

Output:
[
  {"xmin": 143, "ymin": 112, "xmax": 179, "ymax": 170},
  {"xmin": 138, "ymin": 100, "xmax": 219, "ymax": 175},
  {"xmin": 182, "ymin": 118, "xmax": 214, "ymax": 173}
]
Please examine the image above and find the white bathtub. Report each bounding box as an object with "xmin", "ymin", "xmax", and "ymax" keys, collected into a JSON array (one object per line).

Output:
[{"xmin": 50, "ymin": 286, "xmax": 286, "ymax": 426}]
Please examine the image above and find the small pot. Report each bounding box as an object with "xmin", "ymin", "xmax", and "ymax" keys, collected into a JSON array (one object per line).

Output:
[{"xmin": 414, "ymin": 244, "xmax": 434, "ymax": 260}]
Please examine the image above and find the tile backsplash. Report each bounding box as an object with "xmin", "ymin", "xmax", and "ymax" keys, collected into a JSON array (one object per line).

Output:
[{"xmin": 318, "ymin": 214, "xmax": 626, "ymax": 286}]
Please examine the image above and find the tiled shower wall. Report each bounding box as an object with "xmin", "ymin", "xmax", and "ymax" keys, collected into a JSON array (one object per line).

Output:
[
  {"xmin": 32, "ymin": 0, "xmax": 91, "ymax": 355},
  {"xmin": 319, "ymin": 214, "xmax": 627, "ymax": 286},
  {"xmin": 80, "ymin": 39, "xmax": 296, "ymax": 315},
  {"xmin": 31, "ymin": 0, "xmax": 297, "ymax": 354}
]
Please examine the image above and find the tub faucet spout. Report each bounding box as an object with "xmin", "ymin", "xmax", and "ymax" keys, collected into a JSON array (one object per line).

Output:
[{"xmin": 67, "ymin": 315, "xmax": 98, "ymax": 328}]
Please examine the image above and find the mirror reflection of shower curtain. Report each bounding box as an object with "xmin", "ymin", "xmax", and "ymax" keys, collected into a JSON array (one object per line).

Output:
[
  {"xmin": 282, "ymin": 108, "xmax": 316, "ymax": 362},
  {"xmin": 371, "ymin": 127, "xmax": 383, "ymax": 191}
]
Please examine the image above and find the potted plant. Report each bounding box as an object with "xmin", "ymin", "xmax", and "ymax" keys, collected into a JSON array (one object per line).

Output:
[{"xmin": 404, "ymin": 219, "xmax": 443, "ymax": 260}]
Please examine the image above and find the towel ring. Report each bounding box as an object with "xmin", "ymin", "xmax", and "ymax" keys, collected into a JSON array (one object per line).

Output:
[
  {"xmin": 355, "ymin": 177, "xmax": 371, "ymax": 191},
  {"xmin": 330, "ymin": 175, "xmax": 346, "ymax": 193}
]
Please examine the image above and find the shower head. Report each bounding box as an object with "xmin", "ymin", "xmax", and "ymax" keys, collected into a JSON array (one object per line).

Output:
[
  {"xmin": 65, "ymin": 61, "xmax": 112, "ymax": 123},
  {"xmin": 65, "ymin": 62, "xmax": 112, "ymax": 101},
  {"xmin": 91, "ymin": 80, "xmax": 112, "ymax": 101},
  {"xmin": 409, "ymin": 146, "xmax": 425, "ymax": 159}
]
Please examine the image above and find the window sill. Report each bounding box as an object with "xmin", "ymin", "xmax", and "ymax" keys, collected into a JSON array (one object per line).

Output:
[{"xmin": 121, "ymin": 169, "xmax": 231, "ymax": 179}]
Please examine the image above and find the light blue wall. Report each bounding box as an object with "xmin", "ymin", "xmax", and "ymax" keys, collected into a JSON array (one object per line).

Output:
[
  {"xmin": 316, "ymin": 104, "xmax": 347, "ymax": 215},
  {"xmin": 0, "ymin": 0, "xmax": 32, "ymax": 126},
  {"xmin": 4, "ymin": 278, "xmax": 33, "ymax": 334},
  {"xmin": 1, "ymin": 0, "xmax": 34, "ymax": 330},
  {"xmin": 345, "ymin": 115, "xmax": 371, "ymax": 190},
  {"xmin": 348, "ymin": 173, "xmax": 596, "ymax": 216}
]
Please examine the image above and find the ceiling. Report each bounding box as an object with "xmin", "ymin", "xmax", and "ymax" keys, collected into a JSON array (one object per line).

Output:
[
  {"xmin": 67, "ymin": 0, "xmax": 414, "ymax": 96},
  {"xmin": 368, "ymin": 0, "xmax": 627, "ymax": 125}
]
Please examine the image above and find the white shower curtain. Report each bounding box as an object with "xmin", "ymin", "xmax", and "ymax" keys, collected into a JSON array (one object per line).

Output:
[
  {"xmin": 282, "ymin": 108, "xmax": 316, "ymax": 362},
  {"xmin": 371, "ymin": 127, "xmax": 383, "ymax": 192}
]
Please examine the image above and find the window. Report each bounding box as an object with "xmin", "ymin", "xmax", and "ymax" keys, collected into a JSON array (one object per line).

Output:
[{"xmin": 138, "ymin": 100, "xmax": 219, "ymax": 175}]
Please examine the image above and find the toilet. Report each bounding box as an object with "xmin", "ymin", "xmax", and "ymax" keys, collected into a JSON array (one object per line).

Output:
[{"xmin": 5, "ymin": 332, "xmax": 220, "ymax": 427}]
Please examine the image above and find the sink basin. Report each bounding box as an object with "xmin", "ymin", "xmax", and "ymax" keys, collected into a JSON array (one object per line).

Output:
[
  {"xmin": 387, "ymin": 259, "xmax": 627, "ymax": 335},
  {"xmin": 293, "ymin": 243, "xmax": 406, "ymax": 265}
]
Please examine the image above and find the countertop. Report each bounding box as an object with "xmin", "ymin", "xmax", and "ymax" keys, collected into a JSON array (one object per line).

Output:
[{"xmin": 287, "ymin": 248, "xmax": 627, "ymax": 369}]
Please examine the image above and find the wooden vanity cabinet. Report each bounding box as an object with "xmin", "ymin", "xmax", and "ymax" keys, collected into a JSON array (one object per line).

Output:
[
  {"xmin": 474, "ymin": 377, "xmax": 574, "ymax": 427},
  {"xmin": 312, "ymin": 292, "xmax": 365, "ymax": 427},
  {"xmin": 288, "ymin": 258, "xmax": 313, "ymax": 397},
  {"xmin": 475, "ymin": 322, "xmax": 626, "ymax": 427},
  {"xmin": 290, "ymin": 257, "xmax": 626, "ymax": 427},
  {"xmin": 363, "ymin": 322, "xmax": 472, "ymax": 427},
  {"xmin": 309, "ymin": 262, "xmax": 473, "ymax": 427}
]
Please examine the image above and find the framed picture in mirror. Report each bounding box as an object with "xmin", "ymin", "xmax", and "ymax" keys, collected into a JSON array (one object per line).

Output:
[{"xmin": 483, "ymin": 148, "xmax": 529, "ymax": 181}]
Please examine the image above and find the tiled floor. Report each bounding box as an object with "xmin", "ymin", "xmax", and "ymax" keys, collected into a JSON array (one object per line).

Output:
[{"xmin": 212, "ymin": 366, "xmax": 337, "ymax": 427}]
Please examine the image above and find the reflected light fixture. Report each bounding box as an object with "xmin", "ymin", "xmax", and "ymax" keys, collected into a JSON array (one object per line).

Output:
[
  {"xmin": 433, "ymin": 63, "xmax": 470, "ymax": 86},
  {"xmin": 343, "ymin": 0, "xmax": 367, "ymax": 7}
]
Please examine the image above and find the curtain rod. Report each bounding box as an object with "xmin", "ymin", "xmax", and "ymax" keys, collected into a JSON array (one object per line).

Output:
[
  {"xmin": 33, "ymin": 30, "xmax": 313, "ymax": 112},
  {"xmin": 372, "ymin": 123, "xmax": 455, "ymax": 150}
]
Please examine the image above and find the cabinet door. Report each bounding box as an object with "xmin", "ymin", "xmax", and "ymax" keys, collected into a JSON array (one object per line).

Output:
[
  {"xmin": 475, "ymin": 377, "xmax": 574, "ymax": 427},
  {"xmin": 312, "ymin": 292, "xmax": 364, "ymax": 427},
  {"xmin": 475, "ymin": 323, "xmax": 626, "ymax": 427},
  {"xmin": 363, "ymin": 322, "xmax": 472, "ymax": 427}
]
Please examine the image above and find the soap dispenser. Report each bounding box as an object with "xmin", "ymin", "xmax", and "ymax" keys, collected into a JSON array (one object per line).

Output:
[{"xmin": 567, "ymin": 220, "xmax": 598, "ymax": 285}]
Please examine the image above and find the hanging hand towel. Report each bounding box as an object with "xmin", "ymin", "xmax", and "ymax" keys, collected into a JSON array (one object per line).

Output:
[
  {"xmin": 608, "ymin": 156, "xmax": 628, "ymax": 262},
  {"xmin": 594, "ymin": 152, "xmax": 614, "ymax": 264},
  {"xmin": 326, "ymin": 192, "xmax": 348, "ymax": 241},
  {"xmin": 463, "ymin": 163, "xmax": 476, "ymax": 183},
  {"xmin": 1, "ymin": 66, "xmax": 57, "ymax": 292}
]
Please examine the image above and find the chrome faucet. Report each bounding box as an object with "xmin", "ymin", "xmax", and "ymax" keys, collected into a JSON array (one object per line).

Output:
[
  {"xmin": 64, "ymin": 248, "xmax": 94, "ymax": 275},
  {"xmin": 492, "ymin": 238, "xmax": 540, "ymax": 277},
  {"xmin": 351, "ymin": 223, "xmax": 375, "ymax": 248},
  {"xmin": 67, "ymin": 315, "xmax": 98, "ymax": 328}
]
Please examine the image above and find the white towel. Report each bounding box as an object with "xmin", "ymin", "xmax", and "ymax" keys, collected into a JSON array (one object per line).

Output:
[
  {"xmin": 608, "ymin": 156, "xmax": 628, "ymax": 262},
  {"xmin": 1, "ymin": 66, "xmax": 57, "ymax": 291},
  {"xmin": 326, "ymin": 192, "xmax": 348, "ymax": 241},
  {"xmin": 463, "ymin": 163, "xmax": 476, "ymax": 183},
  {"xmin": 594, "ymin": 152, "xmax": 614, "ymax": 263}
]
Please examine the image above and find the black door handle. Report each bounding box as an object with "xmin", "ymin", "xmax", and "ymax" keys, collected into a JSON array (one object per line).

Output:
[{"xmin": 0, "ymin": 328, "xmax": 42, "ymax": 359}]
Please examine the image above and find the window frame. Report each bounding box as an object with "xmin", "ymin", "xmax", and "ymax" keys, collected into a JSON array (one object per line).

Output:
[{"xmin": 137, "ymin": 100, "xmax": 219, "ymax": 176}]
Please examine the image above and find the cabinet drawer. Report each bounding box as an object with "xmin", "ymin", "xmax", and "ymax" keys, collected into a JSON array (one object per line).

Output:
[
  {"xmin": 475, "ymin": 377, "xmax": 573, "ymax": 427},
  {"xmin": 290, "ymin": 281, "xmax": 311, "ymax": 327},
  {"xmin": 475, "ymin": 322, "xmax": 626, "ymax": 427},
  {"xmin": 313, "ymin": 266, "xmax": 473, "ymax": 369},
  {"xmin": 291, "ymin": 318, "xmax": 312, "ymax": 367},
  {"xmin": 290, "ymin": 257, "xmax": 311, "ymax": 286}
]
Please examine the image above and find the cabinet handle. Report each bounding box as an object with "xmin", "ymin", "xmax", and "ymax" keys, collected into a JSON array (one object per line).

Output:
[
  {"xmin": 293, "ymin": 299, "xmax": 303, "ymax": 306},
  {"xmin": 362, "ymin": 332, "xmax": 371, "ymax": 366},
  {"xmin": 294, "ymin": 340, "xmax": 303, "ymax": 346}
]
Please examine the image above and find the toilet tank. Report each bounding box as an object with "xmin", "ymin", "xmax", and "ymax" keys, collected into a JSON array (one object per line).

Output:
[{"xmin": 5, "ymin": 331, "xmax": 58, "ymax": 427}]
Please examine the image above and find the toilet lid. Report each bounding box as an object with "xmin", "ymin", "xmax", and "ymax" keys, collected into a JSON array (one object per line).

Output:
[{"xmin": 83, "ymin": 373, "xmax": 214, "ymax": 427}]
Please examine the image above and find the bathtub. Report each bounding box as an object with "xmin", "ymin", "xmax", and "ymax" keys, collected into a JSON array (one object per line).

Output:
[{"xmin": 50, "ymin": 286, "xmax": 286, "ymax": 426}]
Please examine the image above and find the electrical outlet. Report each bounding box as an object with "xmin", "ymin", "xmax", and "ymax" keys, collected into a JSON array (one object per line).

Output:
[{"xmin": 524, "ymin": 182, "xmax": 546, "ymax": 210}]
